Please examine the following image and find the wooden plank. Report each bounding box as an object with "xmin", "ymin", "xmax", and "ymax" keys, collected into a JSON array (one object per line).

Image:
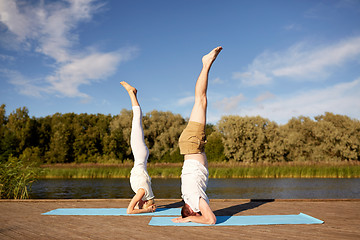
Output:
[{"xmin": 1, "ymin": 199, "xmax": 359, "ymax": 240}]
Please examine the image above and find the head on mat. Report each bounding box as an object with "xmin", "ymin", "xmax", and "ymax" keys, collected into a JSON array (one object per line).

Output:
[
  {"xmin": 181, "ymin": 203, "xmax": 201, "ymax": 218},
  {"xmin": 140, "ymin": 199, "xmax": 155, "ymax": 209}
]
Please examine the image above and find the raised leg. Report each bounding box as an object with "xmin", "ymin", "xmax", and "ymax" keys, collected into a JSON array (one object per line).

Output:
[
  {"xmin": 120, "ymin": 81, "xmax": 149, "ymax": 167},
  {"xmin": 188, "ymin": 46, "xmax": 223, "ymax": 124},
  {"xmin": 184, "ymin": 47, "xmax": 222, "ymax": 164}
]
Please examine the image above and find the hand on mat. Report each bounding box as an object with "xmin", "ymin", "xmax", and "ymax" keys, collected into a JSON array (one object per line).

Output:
[{"xmin": 171, "ymin": 217, "xmax": 191, "ymax": 223}]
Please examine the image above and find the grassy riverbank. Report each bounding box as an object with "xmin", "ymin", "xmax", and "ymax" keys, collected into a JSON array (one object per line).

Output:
[{"xmin": 39, "ymin": 162, "xmax": 360, "ymax": 179}]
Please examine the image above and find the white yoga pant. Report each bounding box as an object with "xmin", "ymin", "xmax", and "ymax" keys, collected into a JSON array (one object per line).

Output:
[
  {"xmin": 131, "ymin": 106, "xmax": 149, "ymax": 168},
  {"xmin": 129, "ymin": 106, "xmax": 154, "ymax": 200}
]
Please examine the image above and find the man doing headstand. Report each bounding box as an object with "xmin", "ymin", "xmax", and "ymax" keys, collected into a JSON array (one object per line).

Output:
[{"xmin": 172, "ymin": 46, "xmax": 223, "ymax": 225}]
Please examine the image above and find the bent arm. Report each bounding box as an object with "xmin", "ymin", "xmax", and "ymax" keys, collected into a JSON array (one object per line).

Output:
[
  {"xmin": 127, "ymin": 188, "xmax": 155, "ymax": 214},
  {"xmin": 172, "ymin": 198, "xmax": 216, "ymax": 225}
]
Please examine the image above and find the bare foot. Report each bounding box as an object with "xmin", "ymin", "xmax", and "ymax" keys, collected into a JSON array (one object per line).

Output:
[
  {"xmin": 202, "ymin": 46, "xmax": 223, "ymax": 67},
  {"xmin": 120, "ymin": 81, "xmax": 137, "ymax": 95}
]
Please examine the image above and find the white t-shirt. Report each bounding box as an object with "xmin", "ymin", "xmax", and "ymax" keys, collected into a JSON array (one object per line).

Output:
[
  {"xmin": 181, "ymin": 159, "xmax": 209, "ymax": 212},
  {"xmin": 130, "ymin": 165, "xmax": 154, "ymax": 201}
]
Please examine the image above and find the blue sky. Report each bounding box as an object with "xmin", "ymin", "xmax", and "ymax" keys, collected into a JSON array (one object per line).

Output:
[{"xmin": 1, "ymin": 0, "xmax": 360, "ymax": 125}]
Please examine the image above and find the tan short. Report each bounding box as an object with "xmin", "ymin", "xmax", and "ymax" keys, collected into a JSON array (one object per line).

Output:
[{"xmin": 178, "ymin": 121, "xmax": 207, "ymax": 155}]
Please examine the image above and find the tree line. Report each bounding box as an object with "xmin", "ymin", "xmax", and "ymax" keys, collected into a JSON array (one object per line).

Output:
[{"xmin": 1, "ymin": 104, "xmax": 359, "ymax": 166}]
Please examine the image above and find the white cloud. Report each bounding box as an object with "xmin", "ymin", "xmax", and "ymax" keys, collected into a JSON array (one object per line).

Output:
[
  {"xmin": 233, "ymin": 36, "xmax": 360, "ymax": 86},
  {"xmin": 0, "ymin": 0, "xmax": 136, "ymax": 99},
  {"xmin": 1, "ymin": 47, "xmax": 137, "ymax": 99},
  {"xmin": 0, "ymin": 0, "xmax": 102, "ymax": 62},
  {"xmin": 283, "ymin": 23, "xmax": 302, "ymax": 31},
  {"xmin": 304, "ymin": 1, "xmax": 360, "ymax": 19},
  {"xmin": 213, "ymin": 94, "xmax": 245, "ymax": 113},
  {"xmin": 0, "ymin": 54, "xmax": 15, "ymax": 62},
  {"xmin": 272, "ymin": 37, "xmax": 360, "ymax": 78},
  {"xmin": 284, "ymin": 24, "xmax": 295, "ymax": 30},
  {"xmin": 255, "ymin": 91, "xmax": 276, "ymax": 103},
  {"xmin": 212, "ymin": 77, "xmax": 225, "ymax": 84},
  {"xmin": 0, "ymin": 0, "xmax": 29, "ymax": 42},
  {"xmin": 210, "ymin": 78, "xmax": 360, "ymax": 124},
  {"xmin": 1, "ymin": 69, "xmax": 50, "ymax": 97},
  {"xmin": 46, "ymin": 48, "xmax": 137, "ymax": 98},
  {"xmin": 177, "ymin": 96, "xmax": 194, "ymax": 106},
  {"xmin": 233, "ymin": 70, "xmax": 272, "ymax": 86}
]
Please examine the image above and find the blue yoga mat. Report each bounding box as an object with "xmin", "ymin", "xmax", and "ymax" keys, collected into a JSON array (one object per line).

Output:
[
  {"xmin": 42, "ymin": 208, "xmax": 181, "ymax": 216},
  {"xmin": 148, "ymin": 213, "xmax": 324, "ymax": 226}
]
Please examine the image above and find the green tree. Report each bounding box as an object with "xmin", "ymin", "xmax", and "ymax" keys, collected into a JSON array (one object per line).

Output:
[
  {"xmin": 6, "ymin": 107, "xmax": 34, "ymax": 155},
  {"xmin": 73, "ymin": 114, "xmax": 97, "ymax": 163},
  {"xmin": 109, "ymin": 109, "xmax": 133, "ymax": 160},
  {"xmin": 280, "ymin": 116, "xmax": 316, "ymax": 162},
  {"xmin": 0, "ymin": 104, "xmax": 6, "ymax": 138},
  {"xmin": 45, "ymin": 113, "xmax": 75, "ymax": 163},
  {"xmin": 0, "ymin": 104, "xmax": 13, "ymax": 163},
  {"xmin": 314, "ymin": 112, "xmax": 360, "ymax": 162},
  {"xmin": 267, "ymin": 123, "xmax": 289, "ymax": 163},
  {"xmin": 218, "ymin": 115, "xmax": 278, "ymax": 163},
  {"xmin": 36, "ymin": 116, "xmax": 52, "ymax": 163},
  {"xmin": 72, "ymin": 113, "xmax": 113, "ymax": 163},
  {"xmin": 103, "ymin": 128, "xmax": 126, "ymax": 162},
  {"xmin": 143, "ymin": 110, "xmax": 186, "ymax": 162},
  {"xmin": 205, "ymin": 131, "xmax": 226, "ymax": 162}
]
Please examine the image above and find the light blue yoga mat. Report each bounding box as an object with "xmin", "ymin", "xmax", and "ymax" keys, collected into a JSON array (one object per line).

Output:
[
  {"xmin": 148, "ymin": 213, "xmax": 324, "ymax": 226},
  {"xmin": 42, "ymin": 208, "xmax": 181, "ymax": 216}
]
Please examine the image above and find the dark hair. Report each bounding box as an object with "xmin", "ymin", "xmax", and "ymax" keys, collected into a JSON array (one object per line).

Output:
[{"xmin": 181, "ymin": 204, "xmax": 198, "ymax": 218}]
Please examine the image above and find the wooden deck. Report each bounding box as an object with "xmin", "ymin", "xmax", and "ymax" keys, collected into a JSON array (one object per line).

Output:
[{"xmin": 1, "ymin": 199, "xmax": 359, "ymax": 240}]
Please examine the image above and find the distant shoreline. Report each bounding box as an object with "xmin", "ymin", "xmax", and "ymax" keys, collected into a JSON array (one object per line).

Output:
[{"xmin": 39, "ymin": 162, "xmax": 360, "ymax": 179}]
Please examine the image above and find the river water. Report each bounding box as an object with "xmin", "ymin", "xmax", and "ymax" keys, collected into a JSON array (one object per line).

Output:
[{"xmin": 29, "ymin": 178, "xmax": 360, "ymax": 199}]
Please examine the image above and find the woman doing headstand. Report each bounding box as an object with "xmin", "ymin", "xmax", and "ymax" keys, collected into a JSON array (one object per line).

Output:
[{"xmin": 120, "ymin": 81, "xmax": 156, "ymax": 214}]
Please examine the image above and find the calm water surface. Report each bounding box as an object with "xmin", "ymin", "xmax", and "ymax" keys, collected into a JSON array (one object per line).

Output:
[{"xmin": 29, "ymin": 178, "xmax": 360, "ymax": 199}]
